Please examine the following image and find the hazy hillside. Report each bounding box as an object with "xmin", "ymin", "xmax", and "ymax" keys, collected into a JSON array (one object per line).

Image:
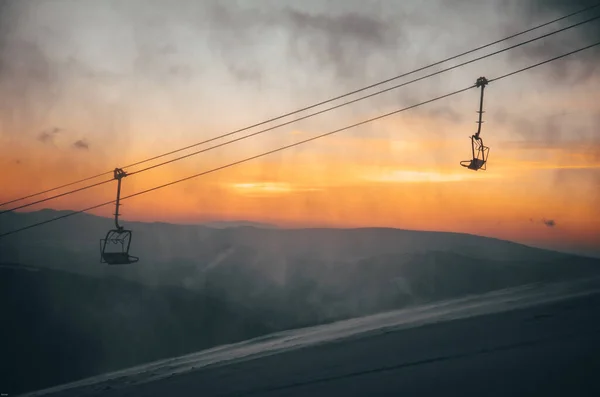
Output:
[
  {"xmin": 0, "ymin": 263, "xmax": 278, "ymax": 395},
  {"xmin": 2, "ymin": 209, "xmax": 600, "ymax": 394},
  {"xmin": 2, "ymin": 209, "xmax": 599, "ymax": 319},
  {"xmin": 0, "ymin": 209, "xmax": 581, "ymax": 272}
]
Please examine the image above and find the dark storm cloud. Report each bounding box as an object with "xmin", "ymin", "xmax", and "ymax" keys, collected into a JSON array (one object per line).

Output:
[
  {"xmin": 508, "ymin": 0, "xmax": 600, "ymax": 84},
  {"xmin": 282, "ymin": 8, "xmax": 397, "ymax": 79},
  {"xmin": 204, "ymin": 2, "xmax": 403, "ymax": 83},
  {"xmin": 521, "ymin": 0, "xmax": 600, "ymax": 19},
  {"xmin": 516, "ymin": 0, "xmax": 600, "ymax": 41},
  {"xmin": 73, "ymin": 139, "xmax": 89, "ymax": 150},
  {"xmin": 285, "ymin": 8, "xmax": 388, "ymax": 42}
]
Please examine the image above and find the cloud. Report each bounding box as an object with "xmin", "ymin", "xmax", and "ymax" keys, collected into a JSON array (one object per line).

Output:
[
  {"xmin": 227, "ymin": 182, "xmax": 322, "ymax": 197},
  {"xmin": 495, "ymin": 107, "xmax": 600, "ymax": 156},
  {"xmin": 508, "ymin": 0, "xmax": 600, "ymax": 84},
  {"xmin": 426, "ymin": 106, "xmax": 465, "ymax": 124},
  {"xmin": 530, "ymin": 217, "xmax": 557, "ymax": 227},
  {"xmin": 226, "ymin": 63, "xmax": 262, "ymax": 84},
  {"xmin": 128, "ymin": 14, "xmax": 202, "ymax": 86},
  {"xmin": 203, "ymin": 2, "xmax": 404, "ymax": 83},
  {"xmin": 500, "ymin": 140, "xmax": 600, "ymax": 160},
  {"xmin": 519, "ymin": 0, "xmax": 600, "ymax": 28},
  {"xmin": 73, "ymin": 139, "xmax": 89, "ymax": 150},
  {"xmin": 362, "ymin": 169, "xmax": 490, "ymax": 184},
  {"xmin": 37, "ymin": 127, "xmax": 61, "ymax": 144},
  {"xmin": 1, "ymin": 39, "xmax": 59, "ymax": 137},
  {"xmin": 283, "ymin": 8, "xmax": 397, "ymax": 79},
  {"xmin": 0, "ymin": 9, "xmax": 132, "ymax": 164}
]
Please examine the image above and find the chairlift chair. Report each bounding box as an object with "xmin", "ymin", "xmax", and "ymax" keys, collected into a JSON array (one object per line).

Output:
[
  {"xmin": 461, "ymin": 76, "xmax": 490, "ymax": 171},
  {"xmin": 100, "ymin": 229, "xmax": 139, "ymax": 265},
  {"xmin": 460, "ymin": 134, "xmax": 489, "ymax": 171},
  {"xmin": 100, "ymin": 168, "xmax": 139, "ymax": 265}
]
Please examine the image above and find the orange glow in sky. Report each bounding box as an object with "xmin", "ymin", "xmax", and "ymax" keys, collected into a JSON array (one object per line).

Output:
[
  {"xmin": 0, "ymin": 0, "xmax": 599, "ymax": 257},
  {"xmin": 2, "ymin": 105, "xmax": 599, "ymax": 257}
]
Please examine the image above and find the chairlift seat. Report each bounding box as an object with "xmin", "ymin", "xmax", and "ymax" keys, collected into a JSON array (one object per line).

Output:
[
  {"xmin": 461, "ymin": 158, "xmax": 486, "ymax": 171},
  {"xmin": 102, "ymin": 252, "xmax": 139, "ymax": 265},
  {"xmin": 100, "ymin": 228, "xmax": 138, "ymax": 265},
  {"xmin": 461, "ymin": 135, "xmax": 489, "ymax": 171}
]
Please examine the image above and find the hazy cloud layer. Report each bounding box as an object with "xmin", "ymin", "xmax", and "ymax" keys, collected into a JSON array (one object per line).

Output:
[
  {"xmin": 202, "ymin": 1, "xmax": 405, "ymax": 84},
  {"xmin": 507, "ymin": 0, "xmax": 600, "ymax": 83},
  {"xmin": 0, "ymin": 0, "xmax": 597, "ymax": 183}
]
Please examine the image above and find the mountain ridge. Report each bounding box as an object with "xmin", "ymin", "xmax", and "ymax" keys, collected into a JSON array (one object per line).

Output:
[
  {"xmin": 2, "ymin": 209, "xmax": 600, "ymax": 395},
  {"xmin": 2, "ymin": 208, "xmax": 586, "ymax": 259}
]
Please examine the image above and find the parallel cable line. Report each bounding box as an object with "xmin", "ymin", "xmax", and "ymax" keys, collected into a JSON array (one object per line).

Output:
[
  {"xmin": 126, "ymin": 15, "xmax": 600, "ymax": 177},
  {"xmin": 1, "ymin": 40, "xmax": 598, "ymax": 238},
  {"xmin": 1, "ymin": 3, "xmax": 598, "ymax": 208},
  {"xmin": 2, "ymin": 13, "xmax": 600, "ymax": 214}
]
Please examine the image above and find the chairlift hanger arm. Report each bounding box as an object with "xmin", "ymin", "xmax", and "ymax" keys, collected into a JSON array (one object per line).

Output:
[
  {"xmin": 474, "ymin": 76, "xmax": 489, "ymax": 139},
  {"xmin": 113, "ymin": 168, "xmax": 128, "ymax": 231},
  {"xmin": 100, "ymin": 168, "xmax": 139, "ymax": 265},
  {"xmin": 461, "ymin": 76, "xmax": 490, "ymax": 171}
]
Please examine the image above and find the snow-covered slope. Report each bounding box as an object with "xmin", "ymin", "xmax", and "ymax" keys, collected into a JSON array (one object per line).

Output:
[{"xmin": 19, "ymin": 276, "xmax": 600, "ymax": 397}]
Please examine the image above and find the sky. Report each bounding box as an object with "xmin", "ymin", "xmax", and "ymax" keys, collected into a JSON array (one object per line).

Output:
[{"xmin": 0, "ymin": 0, "xmax": 599, "ymax": 256}]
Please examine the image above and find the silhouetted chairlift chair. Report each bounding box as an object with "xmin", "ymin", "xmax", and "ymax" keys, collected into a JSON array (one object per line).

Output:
[
  {"xmin": 100, "ymin": 168, "xmax": 139, "ymax": 265},
  {"xmin": 100, "ymin": 229, "xmax": 139, "ymax": 265},
  {"xmin": 460, "ymin": 134, "xmax": 489, "ymax": 171},
  {"xmin": 460, "ymin": 76, "xmax": 490, "ymax": 172}
]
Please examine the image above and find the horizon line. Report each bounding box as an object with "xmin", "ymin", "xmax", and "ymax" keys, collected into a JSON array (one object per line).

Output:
[{"xmin": 6, "ymin": 207, "xmax": 600, "ymax": 260}]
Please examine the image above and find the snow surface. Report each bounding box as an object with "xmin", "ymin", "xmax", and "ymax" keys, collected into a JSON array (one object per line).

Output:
[{"xmin": 19, "ymin": 276, "xmax": 600, "ymax": 397}]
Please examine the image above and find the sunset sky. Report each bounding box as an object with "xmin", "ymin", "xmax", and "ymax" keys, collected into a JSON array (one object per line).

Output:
[{"xmin": 0, "ymin": 0, "xmax": 599, "ymax": 256}]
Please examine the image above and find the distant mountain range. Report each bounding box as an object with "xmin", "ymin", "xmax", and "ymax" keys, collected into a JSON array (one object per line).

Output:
[
  {"xmin": 2, "ymin": 209, "xmax": 600, "ymax": 395},
  {"xmin": 2, "ymin": 209, "xmax": 599, "ymax": 305},
  {"xmin": 200, "ymin": 220, "xmax": 280, "ymax": 229}
]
